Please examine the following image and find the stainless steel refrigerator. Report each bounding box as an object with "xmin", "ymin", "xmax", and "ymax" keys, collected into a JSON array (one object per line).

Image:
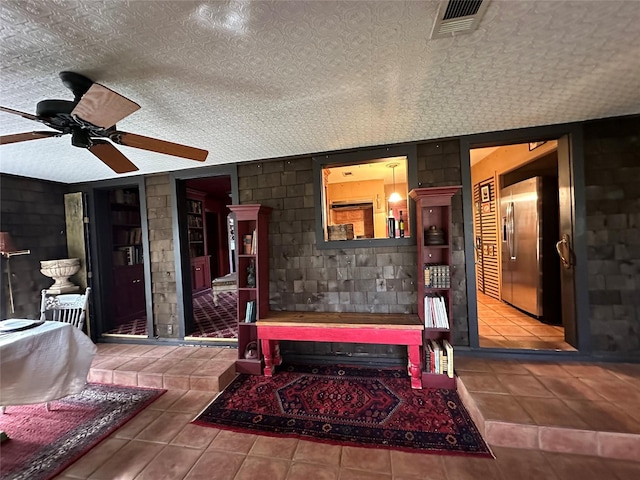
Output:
[{"xmin": 500, "ymin": 176, "xmax": 560, "ymax": 323}]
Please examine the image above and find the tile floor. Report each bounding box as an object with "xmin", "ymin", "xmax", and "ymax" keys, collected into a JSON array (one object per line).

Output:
[
  {"xmin": 477, "ymin": 291, "xmax": 575, "ymax": 351},
  {"xmin": 49, "ymin": 343, "xmax": 640, "ymax": 480}
]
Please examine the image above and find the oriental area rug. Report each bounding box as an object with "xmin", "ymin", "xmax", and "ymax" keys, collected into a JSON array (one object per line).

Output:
[
  {"xmin": 193, "ymin": 364, "xmax": 492, "ymax": 456},
  {"xmin": 0, "ymin": 383, "xmax": 165, "ymax": 480}
]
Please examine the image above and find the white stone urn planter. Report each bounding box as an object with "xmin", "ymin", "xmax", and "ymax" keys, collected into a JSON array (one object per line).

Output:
[{"xmin": 40, "ymin": 258, "xmax": 81, "ymax": 293}]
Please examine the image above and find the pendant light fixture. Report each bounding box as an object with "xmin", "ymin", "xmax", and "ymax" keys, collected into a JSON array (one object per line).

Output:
[{"xmin": 387, "ymin": 163, "xmax": 402, "ymax": 203}]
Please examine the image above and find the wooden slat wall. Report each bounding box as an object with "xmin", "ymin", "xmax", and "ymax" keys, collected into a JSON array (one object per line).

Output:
[
  {"xmin": 473, "ymin": 184, "xmax": 484, "ymax": 292},
  {"xmin": 474, "ymin": 179, "xmax": 500, "ymax": 300}
]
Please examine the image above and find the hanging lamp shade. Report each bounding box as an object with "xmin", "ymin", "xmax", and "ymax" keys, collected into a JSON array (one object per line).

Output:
[
  {"xmin": 387, "ymin": 163, "xmax": 402, "ymax": 203},
  {"xmin": 388, "ymin": 191, "xmax": 402, "ymax": 203},
  {"xmin": 0, "ymin": 232, "xmax": 17, "ymax": 255}
]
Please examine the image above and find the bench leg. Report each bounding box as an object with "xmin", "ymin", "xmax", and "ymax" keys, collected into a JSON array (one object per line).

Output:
[{"xmin": 407, "ymin": 344, "xmax": 422, "ymax": 389}]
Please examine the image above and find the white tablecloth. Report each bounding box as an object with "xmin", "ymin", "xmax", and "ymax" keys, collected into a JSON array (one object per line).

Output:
[{"xmin": 0, "ymin": 320, "xmax": 97, "ymax": 406}]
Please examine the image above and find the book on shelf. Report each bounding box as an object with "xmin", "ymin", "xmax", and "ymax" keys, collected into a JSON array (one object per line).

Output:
[
  {"xmin": 423, "ymin": 264, "xmax": 451, "ymax": 288},
  {"xmin": 251, "ymin": 229, "xmax": 257, "ymax": 254},
  {"xmin": 423, "ymin": 295, "xmax": 449, "ymax": 329},
  {"xmin": 244, "ymin": 300, "xmax": 257, "ymax": 323}
]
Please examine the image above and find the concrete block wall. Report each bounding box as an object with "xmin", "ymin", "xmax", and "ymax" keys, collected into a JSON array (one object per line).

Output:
[
  {"xmin": 145, "ymin": 174, "xmax": 178, "ymax": 338},
  {"xmin": 584, "ymin": 116, "xmax": 640, "ymax": 353},
  {"xmin": 0, "ymin": 174, "xmax": 69, "ymax": 319},
  {"xmin": 236, "ymin": 139, "xmax": 468, "ymax": 357}
]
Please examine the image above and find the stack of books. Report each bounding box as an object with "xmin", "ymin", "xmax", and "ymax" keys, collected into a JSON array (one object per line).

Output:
[
  {"xmin": 424, "ymin": 264, "xmax": 450, "ymax": 288},
  {"xmin": 423, "ymin": 295, "xmax": 449, "ymax": 328},
  {"xmin": 424, "ymin": 339, "xmax": 454, "ymax": 378}
]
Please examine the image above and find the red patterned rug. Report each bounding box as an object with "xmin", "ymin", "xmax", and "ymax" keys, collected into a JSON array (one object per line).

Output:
[
  {"xmin": 0, "ymin": 383, "xmax": 165, "ymax": 480},
  {"xmin": 193, "ymin": 364, "xmax": 492, "ymax": 456}
]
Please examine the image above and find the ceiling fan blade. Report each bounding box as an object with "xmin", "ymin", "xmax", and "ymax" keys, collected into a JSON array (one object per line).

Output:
[
  {"xmin": 0, "ymin": 106, "xmax": 40, "ymax": 122},
  {"xmin": 110, "ymin": 131, "xmax": 208, "ymax": 162},
  {"xmin": 71, "ymin": 83, "xmax": 140, "ymax": 129},
  {"xmin": 1, "ymin": 131, "xmax": 61, "ymax": 145},
  {"xmin": 88, "ymin": 139, "xmax": 139, "ymax": 174}
]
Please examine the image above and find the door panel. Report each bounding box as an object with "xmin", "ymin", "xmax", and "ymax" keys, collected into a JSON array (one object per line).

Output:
[{"xmin": 557, "ymin": 135, "xmax": 578, "ymax": 347}]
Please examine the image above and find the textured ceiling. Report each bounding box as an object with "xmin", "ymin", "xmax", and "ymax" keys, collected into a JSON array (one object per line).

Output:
[{"xmin": 1, "ymin": 0, "xmax": 639, "ymax": 184}]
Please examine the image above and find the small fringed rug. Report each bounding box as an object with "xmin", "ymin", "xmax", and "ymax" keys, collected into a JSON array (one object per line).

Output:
[
  {"xmin": 0, "ymin": 383, "xmax": 165, "ymax": 480},
  {"xmin": 193, "ymin": 364, "xmax": 492, "ymax": 456}
]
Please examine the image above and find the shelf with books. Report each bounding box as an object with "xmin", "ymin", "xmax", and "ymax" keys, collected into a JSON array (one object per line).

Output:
[
  {"xmin": 409, "ymin": 186, "xmax": 461, "ymax": 390},
  {"xmin": 229, "ymin": 204, "xmax": 272, "ymax": 375}
]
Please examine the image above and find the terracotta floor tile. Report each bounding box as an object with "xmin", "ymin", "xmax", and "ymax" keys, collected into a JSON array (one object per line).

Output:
[
  {"xmin": 521, "ymin": 362, "xmax": 572, "ymax": 377},
  {"xmin": 234, "ymin": 455, "xmax": 290, "ymax": 480},
  {"xmin": 59, "ymin": 437, "xmax": 129, "ymax": 478},
  {"xmin": 441, "ymin": 455, "xmax": 504, "ymax": 480},
  {"xmin": 453, "ymin": 356, "xmax": 495, "ymax": 373},
  {"xmin": 87, "ymin": 439, "xmax": 164, "ymax": 480},
  {"xmin": 604, "ymin": 458, "xmax": 640, "ymax": 480},
  {"xmin": 112, "ymin": 408, "xmax": 164, "ymax": 440},
  {"xmin": 338, "ymin": 468, "xmax": 391, "ymax": 480},
  {"xmin": 164, "ymin": 390, "xmax": 215, "ymax": 414},
  {"xmin": 286, "ymin": 461, "xmax": 339, "ymax": 480},
  {"xmin": 171, "ymin": 423, "xmax": 220, "ymax": 449},
  {"xmin": 140, "ymin": 345, "xmax": 179, "ymax": 358},
  {"xmin": 536, "ymin": 375, "xmax": 607, "ymax": 401},
  {"xmin": 188, "ymin": 346, "xmax": 226, "ymax": 359},
  {"xmin": 485, "ymin": 360, "xmax": 531, "ymax": 375},
  {"xmin": 563, "ymin": 399, "xmax": 640, "ymax": 433},
  {"xmin": 478, "ymin": 325, "xmax": 500, "ymax": 335},
  {"xmin": 456, "ymin": 372, "xmax": 510, "ymax": 394},
  {"xmin": 183, "ymin": 450, "xmax": 245, "ymax": 480},
  {"xmin": 149, "ymin": 389, "xmax": 188, "ymax": 410},
  {"xmin": 516, "ymin": 396, "xmax": 591, "ymax": 428},
  {"xmin": 208, "ymin": 429, "xmax": 258, "ymax": 454},
  {"xmin": 135, "ymin": 444, "xmax": 203, "ymax": 480},
  {"xmin": 250, "ymin": 435, "xmax": 300, "ymax": 460},
  {"xmin": 341, "ymin": 445, "xmax": 391, "ymax": 474},
  {"xmin": 135, "ymin": 411, "xmax": 194, "ymax": 443},
  {"xmin": 498, "ymin": 374, "xmax": 554, "ymax": 397},
  {"xmin": 293, "ymin": 440, "xmax": 342, "ymax": 466},
  {"xmin": 389, "ymin": 450, "xmax": 446, "ymax": 479},
  {"xmin": 491, "ymin": 325, "xmax": 532, "ymax": 336},
  {"xmin": 467, "ymin": 392, "xmax": 535, "ymax": 424},
  {"xmin": 560, "ymin": 362, "xmax": 613, "ymax": 378},
  {"xmin": 542, "ymin": 452, "xmax": 615, "ymax": 480},
  {"xmin": 492, "ymin": 446, "xmax": 559, "ymax": 480}
]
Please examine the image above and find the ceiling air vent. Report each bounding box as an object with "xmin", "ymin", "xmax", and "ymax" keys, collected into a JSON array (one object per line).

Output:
[{"xmin": 430, "ymin": 0, "xmax": 490, "ymax": 39}]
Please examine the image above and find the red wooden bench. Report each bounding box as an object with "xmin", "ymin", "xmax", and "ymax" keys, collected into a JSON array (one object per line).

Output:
[{"xmin": 256, "ymin": 311, "xmax": 424, "ymax": 389}]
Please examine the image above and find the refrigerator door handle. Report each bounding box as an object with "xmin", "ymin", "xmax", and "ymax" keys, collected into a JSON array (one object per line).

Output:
[
  {"xmin": 556, "ymin": 234, "xmax": 573, "ymax": 269},
  {"xmin": 508, "ymin": 202, "xmax": 516, "ymax": 260}
]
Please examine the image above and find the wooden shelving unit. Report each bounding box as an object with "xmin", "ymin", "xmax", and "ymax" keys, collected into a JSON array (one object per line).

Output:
[
  {"xmin": 410, "ymin": 186, "xmax": 461, "ymax": 389},
  {"xmin": 110, "ymin": 187, "xmax": 145, "ymax": 327},
  {"xmin": 228, "ymin": 204, "xmax": 272, "ymax": 375},
  {"xmin": 187, "ymin": 195, "xmax": 211, "ymax": 291}
]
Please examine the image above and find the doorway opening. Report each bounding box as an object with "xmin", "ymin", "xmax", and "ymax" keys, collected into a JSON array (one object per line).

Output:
[
  {"xmin": 180, "ymin": 175, "xmax": 237, "ymax": 341},
  {"xmin": 98, "ymin": 185, "xmax": 148, "ymax": 338},
  {"xmin": 470, "ymin": 140, "xmax": 575, "ymax": 351}
]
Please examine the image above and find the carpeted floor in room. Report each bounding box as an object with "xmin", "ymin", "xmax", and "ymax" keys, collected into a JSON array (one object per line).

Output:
[{"xmin": 102, "ymin": 289, "xmax": 238, "ymax": 339}]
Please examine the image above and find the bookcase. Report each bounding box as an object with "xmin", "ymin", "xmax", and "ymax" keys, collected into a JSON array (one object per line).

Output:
[
  {"xmin": 409, "ymin": 186, "xmax": 461, "ymax": 389},
  {"xmin": 110, "ymin": 187, "xmax": 145, "ymax": 326},
  {"xmin": 187, "ymin": 194, "xmax": 211, "ymax": 291},
  {"xmin": 228, "ymin": 204, "xmax": 272, "ymax": 375}
]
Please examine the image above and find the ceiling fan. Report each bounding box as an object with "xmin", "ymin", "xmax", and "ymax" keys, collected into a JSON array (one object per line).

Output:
[{"xmin": 0, "ymin": 71, "xmax": 208, "ymax": 173}]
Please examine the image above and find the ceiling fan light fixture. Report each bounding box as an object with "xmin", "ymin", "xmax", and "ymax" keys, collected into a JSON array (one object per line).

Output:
[{"xmin": 71, "ymin": 128, "xmax": 91, "ymax": 149}]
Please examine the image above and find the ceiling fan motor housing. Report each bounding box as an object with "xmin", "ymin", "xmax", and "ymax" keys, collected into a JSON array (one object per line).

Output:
[{"xmin": 36, "ymin": 99, "xmax": 75, "ymax": 118}]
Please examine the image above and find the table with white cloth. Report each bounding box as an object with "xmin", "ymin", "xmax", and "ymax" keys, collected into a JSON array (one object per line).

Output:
[{"xmin": 0, "ymin": 320, "xmax": 97, "ymax": 406}]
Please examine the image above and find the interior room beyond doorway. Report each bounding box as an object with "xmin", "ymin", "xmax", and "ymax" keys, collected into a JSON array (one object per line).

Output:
[{"xmin": 470, "ymin": 140, "xmax": 576, "ymax": 352}]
